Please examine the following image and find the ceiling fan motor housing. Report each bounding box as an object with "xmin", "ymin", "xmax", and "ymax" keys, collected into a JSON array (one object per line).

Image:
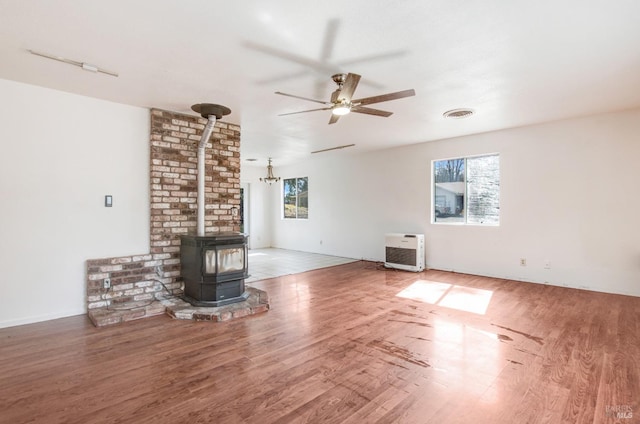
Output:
[{"xmin": 331, "ymin": 73, "xmax": 347, "ymax": 87}]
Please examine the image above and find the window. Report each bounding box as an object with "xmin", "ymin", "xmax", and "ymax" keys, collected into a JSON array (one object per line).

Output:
[
  {"xmin": 283, "ymin": 177, "xmax": 308, "ymax": 219},
  {"xmin": 433, "ymin": 154, "xmax": 500, "ymax": 225}
]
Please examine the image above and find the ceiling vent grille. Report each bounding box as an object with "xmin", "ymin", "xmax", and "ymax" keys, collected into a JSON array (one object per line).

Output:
[{"xmin": 443, "ymin": 108, "xmax": 474, "ymax": 119}]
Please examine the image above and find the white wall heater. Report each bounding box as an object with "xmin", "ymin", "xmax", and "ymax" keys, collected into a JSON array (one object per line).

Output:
[{"xmin": 384, "ymin": 233, "xmax": 425, "ymax": 272}]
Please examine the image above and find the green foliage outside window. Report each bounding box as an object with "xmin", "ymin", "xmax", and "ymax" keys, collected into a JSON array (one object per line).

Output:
[{"xmin": 283, "ymin": 177, "xmax": 308, "ymax": 219}]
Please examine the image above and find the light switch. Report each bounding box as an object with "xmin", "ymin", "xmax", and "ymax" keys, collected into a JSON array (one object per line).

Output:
[{"xmin": 105, "ymin": 195, "xmax": 113, "ymax": 207}]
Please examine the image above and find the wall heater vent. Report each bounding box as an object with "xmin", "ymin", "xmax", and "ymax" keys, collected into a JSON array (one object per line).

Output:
[{"xmin": 384, "ymin": 233, "xmax": 425, "ymax": 272}]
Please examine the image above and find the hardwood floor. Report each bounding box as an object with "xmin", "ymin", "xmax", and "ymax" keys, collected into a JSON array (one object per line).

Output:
[{"xmin": 1, "ymin": 261, "xmax": 638, "ymax": 423}]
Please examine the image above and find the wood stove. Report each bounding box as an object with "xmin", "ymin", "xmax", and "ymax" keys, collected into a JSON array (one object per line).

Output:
[{"xmin": 180, "ymin": 233, "xmax": 249, "ymax": 307}]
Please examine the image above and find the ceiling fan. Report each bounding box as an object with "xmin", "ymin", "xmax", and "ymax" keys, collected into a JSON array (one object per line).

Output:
[{"xmin": 275, "ymin": 73, "xmax": 415, "ymax": 124}]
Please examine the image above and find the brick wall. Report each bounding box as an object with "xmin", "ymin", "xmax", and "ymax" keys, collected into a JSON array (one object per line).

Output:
[{"xmin": 87, "ymin": 109, "xmax": 241, "ymax": 326}]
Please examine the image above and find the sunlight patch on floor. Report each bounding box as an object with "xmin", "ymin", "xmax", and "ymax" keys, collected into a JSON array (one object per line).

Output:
[{"xmin": 396, "ymin": 280, "xmax": 493, "ymax": 315}]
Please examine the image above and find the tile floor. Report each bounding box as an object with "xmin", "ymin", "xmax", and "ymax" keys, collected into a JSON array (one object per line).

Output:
[{"xmin": 244, "ymin": 248, "xmax": 357, "ymax": 283}]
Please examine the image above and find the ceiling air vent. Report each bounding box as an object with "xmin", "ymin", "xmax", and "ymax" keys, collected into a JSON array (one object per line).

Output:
[{"xmin": 443, "ymin": 108, "xmax": 474, "ymax": 119}]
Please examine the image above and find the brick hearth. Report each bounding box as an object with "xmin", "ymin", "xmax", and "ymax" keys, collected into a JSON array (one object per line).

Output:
[{"xmin": 166, "ymin": 287, "xmax": 269, "ymax": 322}]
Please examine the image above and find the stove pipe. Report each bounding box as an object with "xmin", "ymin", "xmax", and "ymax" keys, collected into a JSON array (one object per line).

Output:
[{"xmin": 191, "ymin": 103, "xmax": 232, "ymax": 237}]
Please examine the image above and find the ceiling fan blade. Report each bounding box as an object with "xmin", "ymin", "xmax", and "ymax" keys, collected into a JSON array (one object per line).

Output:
[
  {"xmin": 351, "ymin": 106, "xmax": 393, "ymax": 117},
  {"xmin": 244, "ymin": 41, "xmax": 334, "ymax": 73},
  {"xmin": 256, "ymin": 69, "xmax": 312, "ymax": 85},
  {"xmin": 275, "ymin": 91, "xmax": 332, "ymax": 105},
  {"xmin": 352, "ymin": 89, "xmax": 415, "ymax": 106},
  {"xmin": 320, "ymin": 19, "xmax": 340, "ymax": 62},
  {"xmin": 339, "ymin": 50, "xmax": 407, "ymax": 67},
  {"xmin": 339, "ymin": 73, "xmax": 361, "ymax": 102},
  {"xmin": 314, "ymin": 79, "xmax": 328, "ymax": 101},
  {"xmin": 279, "ymin": 107, "xmax": 332, "ymax": 116},
  {"xmin": 330, "ymin": 88, "xmax": 340, "ymax": 103},
  {"xmin": 328, "ymin": 113, "xmax": 341, "ymax": 125}
]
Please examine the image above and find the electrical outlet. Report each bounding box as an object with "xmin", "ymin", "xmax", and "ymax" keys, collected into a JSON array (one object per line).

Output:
[
  {"xmin": 103, "ymin": 278, "xmax": 111, "ymax": 289},
  {"xmin": 520, "ymin": 258, "xmax": 527, "ymax": 266},
  {"xmin": 544, "ymin": 260, "xmax": 551, "ymax": 269}
]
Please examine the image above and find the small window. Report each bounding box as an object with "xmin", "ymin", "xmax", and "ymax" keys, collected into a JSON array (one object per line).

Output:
[
  {"xmin": 433, "ymin": 154, "xmax": 500, "ymax": 225},
  {"xmin": 283, "ymin": 177, "xmax": 308, "ymax": 219}
]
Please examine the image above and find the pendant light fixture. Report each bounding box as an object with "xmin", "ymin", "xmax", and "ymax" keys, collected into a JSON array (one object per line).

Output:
[{"xmin": 260, "ymin": 158, "xmax": 281, "ymax": 185}]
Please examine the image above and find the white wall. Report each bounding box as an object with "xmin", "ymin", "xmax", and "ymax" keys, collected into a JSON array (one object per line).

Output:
[
  {"xmin": 269, "ymin": 109, "xmax": 640, "ymax": 297},
  {"xmin": 0, "ymin": 79, "xmax": 150, "ymax": 328},
  {"xmin": 240, "ymin": 165, "xmax": 273, "ymax": 249}
]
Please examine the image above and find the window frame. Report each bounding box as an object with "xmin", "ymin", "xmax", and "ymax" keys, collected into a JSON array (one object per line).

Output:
[
  {"xmin": 282, "ymin": 176, "xmax": 309, "ymax": 220},
  {"xmin": 431, "ymin": 153, "xmax": 500, "ymax": 226}
]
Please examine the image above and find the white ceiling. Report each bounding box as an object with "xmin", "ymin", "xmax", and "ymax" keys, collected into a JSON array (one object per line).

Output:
[{"xmin": 2, "ymin": 0, "xmax": 640, "ymax": 167}]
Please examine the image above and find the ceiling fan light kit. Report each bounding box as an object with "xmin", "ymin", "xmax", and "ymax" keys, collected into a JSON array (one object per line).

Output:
[
  {"xmin": 276, "ymin": 72, "xmax": 415, "ymax": 124},
  {"xmin": 332, "ymin": 103, "xmax": 351, "ymax": 115}
]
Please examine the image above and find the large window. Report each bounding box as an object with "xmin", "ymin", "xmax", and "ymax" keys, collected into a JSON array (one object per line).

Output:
[
  {"xmin": 433, "ymin": 154, "xmax": 500, "ymax": 225},
  {"xmin": 283, "ymin": 177, "xmax": 308, "ymax": 219}
]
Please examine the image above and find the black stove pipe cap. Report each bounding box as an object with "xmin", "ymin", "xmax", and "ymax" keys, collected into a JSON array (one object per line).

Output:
[{"xmin": 191, "ymin": 103, "xmax": 231, "ymax": 119}]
